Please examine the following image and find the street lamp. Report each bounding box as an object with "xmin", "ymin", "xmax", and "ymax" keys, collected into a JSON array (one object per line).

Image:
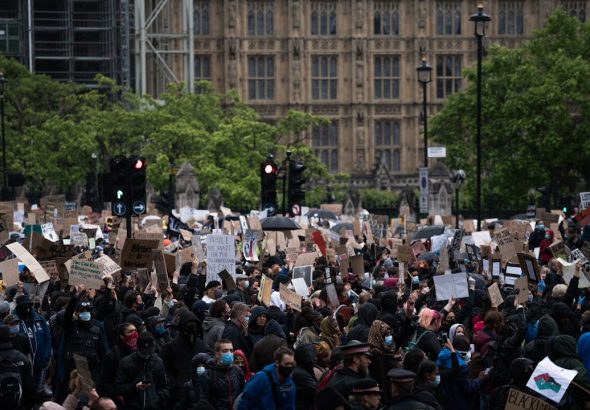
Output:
[
  {"xmin": 416, "ymin": 57, "xmax": 432, "ymax": 168},
  {"xmin": 0, "ymin": 72, "xmax": 7, "ymax": 201},
  {"xmin": 451, "ymin": 169, "xmax": 466, "ymax": 229},
  {"xmin": 469, "ymin": 4, "xmax": 491, "ymax": 232}
]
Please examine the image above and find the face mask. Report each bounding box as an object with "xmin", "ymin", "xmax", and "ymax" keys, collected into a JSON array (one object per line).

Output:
[
  {"xmin": 545, "ymin": 235, "xmax": 550, "ymax": 240},
  {"xmin": 412, "ymin": 276, "xmax": 420, "ymax": 285},
  {"xmin": 16, "ymin": 305, "xmax": 32, "ymax": 318},
  {"xmin": 8, "ymin": 326, "xmax": 19, "ymax": 335},
  {"xmin": 384, "ymin": 335, "xmax": 394, "ymax": 346},
  {"xmin": 196, "ymin": 366, "xmax": 206, "ymax": 376},
  {"xmin": 154, "ymin": 324, "xmax": 167, "ymax": 336},
  {"xmin": 78, "ymin": 311, "xmax": 91, "ymax": 322},
  {"xmin": 220, "ymin": 352, "xmax": 234, "ymax": 366},
  {"xmin": 165, "ymin": 299, "xmax": 175, "ymax": 308},
  {"xmin": 214, "ymin": 289, "xmax": 223, "ymax": 299},
  {"xmin": 536, "ymin": 224, "xmax": 545, "ymax": 231},
  {"xmin": 123, "ymin": 331, "xmax": 139, "ymax": 350},
  {"xmin": 278, "ymin": 365, "xmax": 294, "ymax": 378},
  {"xmin": 244, "ymin": 316, "xmax": 251, "ymax": 323},
  {"xmin": 433, "ymin": 374, "xmax": 441, "ymax": 387}
]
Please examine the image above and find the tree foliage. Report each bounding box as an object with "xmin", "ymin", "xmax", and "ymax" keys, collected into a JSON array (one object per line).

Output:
[
  {"xmin": 430, "ymin": 11, "xmax": 590, "ymax": 212},
  {"xmin": 0, "ymin": 59, "xmax": 338, "ymax": 210}
]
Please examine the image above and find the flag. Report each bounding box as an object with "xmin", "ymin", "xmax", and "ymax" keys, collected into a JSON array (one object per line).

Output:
[{"xmin": 526, "ymin": 357, "xmax": 578, "ymax": 403}]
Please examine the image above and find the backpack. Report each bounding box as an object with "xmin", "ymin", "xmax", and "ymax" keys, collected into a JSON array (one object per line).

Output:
[
  {"xmin": 293, "ymin": 327, "xmax": 309, "ymax": 350},
  {"xmin": 0, "ymin": 353, "xmax": 23, "ymax": 408},
  {"xmin": 404, "ymin": 329, "xmax": 432, "ymax": 353}
]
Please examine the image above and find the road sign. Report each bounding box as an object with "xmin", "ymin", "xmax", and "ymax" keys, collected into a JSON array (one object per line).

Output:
[
  {"xmin": 263, "ymin": 203, "xmax": 276, "ymax": 217},
  {"xmin": 427, "ymin": 147, "xmax": 446, "ymax": 158},
  {"xmin": 133, "ymin": 201, "xmax": 146, "ymax": 215},
  {"xmin": 113, "ymin": 201, "xmax": 127, "ymax": 217},
  {"xmin": 419, "ymin": 167, "xmax": 429, "ymax": 214}
]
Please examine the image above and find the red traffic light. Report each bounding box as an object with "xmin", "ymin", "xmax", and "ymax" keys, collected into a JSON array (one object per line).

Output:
[
  {"xmin": 133, "ymin": 159, "xmax": 145, "ymax": 170},
  {"xmin": 264, "ymin": 163, "xmax": 276, "ymax": 174}
]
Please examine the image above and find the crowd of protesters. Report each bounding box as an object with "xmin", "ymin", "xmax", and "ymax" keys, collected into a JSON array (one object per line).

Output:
[{"xmin": 0, "ymin": 211, "xmax": 589, "ymax": 410}]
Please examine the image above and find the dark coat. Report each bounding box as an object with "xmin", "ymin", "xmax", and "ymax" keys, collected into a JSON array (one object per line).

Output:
[
  {"xmin": 385, "ymin": 391, "xmax": 441, "ymax": 410},
  {"xmin": 115, "ymin": 352, "xmax": 169, "ymax": 410},
  {"xmin": 548, "ymin": 335, "xmax": 590, "ymax": 409},
  {"xmin": 291, "ymin": 343, "xmax": 317, "ymax": 410},
  {"xmin": 326, "ymin": 366, "xmax": 366, "ymax": 399},
  {"xmin": 222, "ymin": 320, "xmax": 253, "ymax": 358},
  {"xmin": 202, "ymin": 316, "xmax": 226, "ymax": 351},
  {"xmin": 524, "ymin": 314, "xmax": 558, "ymax": 363},
  {"xmin": 0, "ymin": 342, "xmax": 36, "ymax": 409},
  {"xmin": 414, "ymin": 327, "xmax": 442, "ymax": 361},
  {"xmin": 198, "ymin": 363, "xmax": 245, "ymax": 410},
  {"xmin": 249, "ymin": 320, "xmax": 287, "ymax": 372},
  {"xmin": 347, "ymin": 303, "xmax": 378, "ymax": 343},
  {"xmin": 162, "ymin": 311, "xmax": 211, "ymax": 398},
  {"xmin": 98, "ymin": 343, "xmax": 136, "ymax": 399}
]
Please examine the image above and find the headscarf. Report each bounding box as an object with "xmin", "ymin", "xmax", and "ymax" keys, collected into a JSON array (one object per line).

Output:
[
  {"xmin": 319, "ymin": 316, "xmax": 340, "ymax": 350},
  {"xmin": 234, "ymin": 349, "xmax": 254, "ymax": 382},
  {"xmin": 314, "ymin": 340, "xmax": 333, "ymax": 369},
  {"xmin": 367, "ymin": 320, "xmax": 395, "ymax": 357}
]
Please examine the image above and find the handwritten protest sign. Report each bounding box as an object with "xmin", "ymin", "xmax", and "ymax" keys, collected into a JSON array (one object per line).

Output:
[
  {"xmin": 39, "ymin": 260, "xmax": 58, "ymax": 277},
  {"xmin": 206, "ymin": 234, "xmax": 236, "ymax": 283},
  {"xmin": 121, "ymin": 239, "xmax": 160, "ymax": 270},
  {"xmin": 152, "ymin": 250, "xmax": 169, "ymax": 291},
  {"xmin": 493, "ymin": 228, "xmax": 517, "ymax": 260},
  {"xmin": 0, "ymin": 258, "xmax": 19, "ymax": 286},
  {"xmin": 279, "ymin": 283, "xmax": 302, "ymax": 311},
  {"xmin": 549, "ymin": 240, "xmax": 567, "ymax": 259},
  {"xmin": 504, "ymin": 388, "xmax": 557, "ymax": 410},
  {"xmin": 6, "ymin": 242, "xmax": 50, "ymax": 283},
  {"xmin": 487, "ymin": 283, "xmax": 504, "ymax": 307},
  {"xmin": 71, "ymin": 232, "xmax": 89, "ymax": 247},
  {"xmin": 94, "ymin": 255, "xmax": 121, "ymax": 279},
  {"xmin": 433, "ymin": 272, "xmax": 469, "ymax": 301},
  {"xmin": 41, "ymin": 222, "xmax": 59, "ymax": 242},
  {"xmin": 295, "ymin": 252, "xmax": 317, "ymax": 267},
  {"xmin": 70, "ymin": 259, "xmax": 103, "ymax": 289},
  {"xmin": 257, "ymin": 275, "xmax": 273, "ymax": 306}
]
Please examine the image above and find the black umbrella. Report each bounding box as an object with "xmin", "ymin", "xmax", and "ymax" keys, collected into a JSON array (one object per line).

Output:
[
  {"xmin": 306, "ymin": 209, "xmax": 338, "ymax": 220},
  {"xmin": 330, "ymin": 222, "xmax": 353, "ymax": 234},
  {"xmin": 417, "ymin": 252, "xmax": 437, "ymax": 262},
  {"xmin": 261, "ymin": 216, "xmax": 301, "ymax": 231},
  {"xmin": 413, "ymin": 225, "xmax": 445, "ymax": 241}
]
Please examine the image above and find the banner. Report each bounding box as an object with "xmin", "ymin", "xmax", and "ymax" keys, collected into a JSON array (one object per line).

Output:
[{"xmin": 526, "ymin": 357, "xmax": 578, "ymax": 403}]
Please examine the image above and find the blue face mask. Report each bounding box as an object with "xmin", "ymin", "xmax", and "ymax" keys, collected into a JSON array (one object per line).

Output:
[
  {"xmin": 220, "ymin": 352, "xmax": 234, "ymax": 367},
  {"xmin": 412, "ymin": 276, "xmax": 420, "ymax": 285},
  {"xmin": 244, "ymin": 281, "xmax": 250, "ymax": 289},
  {"xmin": 433, "ymin": 374, "xmax": 441, "ymax": 387},
  {"xmin": 384, "ymin": 335, "xmax": 394, "ymax": 346},
  {"xmin": 154, "ymin": 324, "xmax": 167, "ymax": 335},
  {"xmin": 79, "ymin": 311, "xmax": 91, "ymax": 322},
  {"xmin": 8, "ymin": 326, "xmax": 19, "ymax": 334},
  {"xmin": 196, "ymin": 366, "xmax": 206, "ymax": 376}
]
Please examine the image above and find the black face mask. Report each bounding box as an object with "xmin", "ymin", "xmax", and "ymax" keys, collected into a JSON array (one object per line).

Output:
[
  {"xmin": 16, "ymin": 305, "xmax": 32, "ymax": 319},
  {"xmin": 277, "ymin": 365, "xmax": 294, "ymax": 378}
]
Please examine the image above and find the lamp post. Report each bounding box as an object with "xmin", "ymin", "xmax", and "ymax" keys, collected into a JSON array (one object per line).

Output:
[
  {"xmin": 451, "ymin": 170, "xmax": 465, "ymax": 229},
  {"xmin": 0, "ymin": 73, "xmax": 7, "ymax": 201},
  {"xmin": 416, "ymin": 57, "xmax": 432, "ymax": 168},
  {"xmin": 469, "ymin": 5, "xmax": 491, "ymax": 232}
]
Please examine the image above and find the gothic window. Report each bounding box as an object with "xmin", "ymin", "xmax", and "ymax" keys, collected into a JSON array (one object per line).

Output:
[
  {"xmin": 435, "ymin": 2, "xmax": 461, "ymax": 35},
  {"xmin": 561, "ymin": 1, "xmax": 586, "ymax": 22},
  {"xmin": 311, "ymin": 55, "xmax": 337, "ymax": 100},
  {"xmin": 374, "ymin": 120, "xmax": 401, "ymax": 172},
  {"xmin": 499, "ymin": 2, "xmax": 524, "ymax": 35},
  {"xmin": 248, "ymin": 56, "xmax": 275, "ymax": 100},
  {"xmin": 312, "ymin": 121, "xmax": 339, "ymax": 173},
  {"xmin": 247, "ymin": 1, "xmax": 274, "ymax": 36},
  {"xmin": 436, "ymin": 55, "xmax": 462, "ymax": 99},
  {"xmin": 311, "ymin": 1, "xmax": 337, "ymax": 35},
  {"xmin": 194, "ymin": 1, "xmax": 209, "ymax": 35},
  {"xmin": 373, "ymin": 2, "xmax": 400, "ymax": 35},
  {"xmin": 374, "ymin": 55, "xmax": 400, "ymax": 99}
]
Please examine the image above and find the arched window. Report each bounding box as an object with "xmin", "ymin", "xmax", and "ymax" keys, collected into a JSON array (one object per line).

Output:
[
  {"xmin": 257, "ymin": 10, "xmax": 264, "ymax": 35},
  {"xmin": 454, "ymin": 10, "xmax": 461, "ymax": 34},
  {"xmin": 248, "ymin": 10, "xmax": 255, "ymax": 35},
  {"xmin": 498, "ymin": 9, "xmax": 505, "ymax": 34},
  {"xmin": 329, "ymin": 11, "xmax": 337, "ymax": 35},
  {"xmin": 194, "ymin": 10, "xmax": 201, "ymax": 34},
  {"xmin": 436, "ymin": 11, "xmax": 444, "ymax": 35},
  {"xmin": 374, "ymin": 10, "xmax": 381, "ymax": 35},
  {"xmin": 266, "ymin": 9, "xmax": 273, "ymax": 34},
  {"xmin": 320, "ymin": 10, "xmax": 328, "ymax": 34},
  {"xmin": 516, "ymin": 9, "xmax": 523, "ymax": 34},
  {"xmin": 445, "ymin": 10, "xmax": 452, "ymax": 35},
  {"xmin": 382, "ymin": 11, "xmax": 390, "ymax": 35},
  {"xmin": 392, "ymin": 10, "xmax": 399, "ymax": 35},
  {"xmin": 507, "ymin": 10, "xmax": 515, "ymax": 34}
]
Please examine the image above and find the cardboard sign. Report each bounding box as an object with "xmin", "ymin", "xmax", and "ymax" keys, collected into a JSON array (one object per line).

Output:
[
  {"xmin": 247, "ymin": 215, "xmax": 262, "ymax": 231},
  {"xmin": 291, "ymin": 277, "xmax": 309, "ymax": 297},
  {"xmin": 580, "ymin": 241, "xmax": 590, "ymax": 261},
  {"xmin": 73, "ymin": 354, "xmax": 95, "ymax": 395},
  {"xmin": 295, "ymin": 252, "xmax": 317, "ymax": 267},
  {"xmin": 41, "ymin": 222, "xmax": 59, "ymax": 242},
  {"xmin": 549, "ymin": 240, "xmax": 567, "ymax": 259},
  {"xmin": 206, "ymin": 234, "xmax": 236, "ymax": 283},
  {"xmin": 121, "ymin": 239, "xmax": 160, "ymax": 270},
  {"xmin": 242, "ymin": 230, "xmax": 260, "ymax": 262},
  {"xmin": 514, "ymin": 276, "xmax": 529, "ymax": 304},
  {"xmin": 397, "ymin": 245, "xmax": 415, "ymax": 264},
  {"xmin": 326, "ymin": 282, "xmax": 339, "ymax": 307},
  {"xmin": 39, "ymin": 260, "xmax": 59, "ymax": 277},
  {"xmin": 436, "ymin": 246, "xmax": 449, "ymax": 274},
  {"xmin": 493, "ymin": 228, "xmax": 517, "ymax": 260},
  {"xmin": 293, "ymin": 265, "xmax": 313, "ymax": 287},
  {"xmin": 350, "ymin": 254, "xmax": 364, "ymax": 277},
  {"xmin": 312, "ymin": 231, "xmax": 327, "ymax": 256},
  {"xmin": 218, "ymin": 269, "xmax": 236, "ymax": 290},
  {"xmin": 279, "ymin": 283, "xmax": 302, "ymax": 311},
  {"xmin": 191, "ymin": 235, "xmax": 205, "ymax": 261},
  {"xmin": 64, "ymin": 251, "xmax": 93, "ymax": 273},
  {"xmin": 487, "ymin": 283, "xmax": 504, "ymax": 307},
  {"xmin": 70, "ymin": 259, "xmax": 103, "ymax": 289},
  {"xmin": 0, "ymin": 258, "xmax": 19, "ymax": 286},
  {"xmin": 517, "ymin": 252, "xmax": 540, "ymax": 283},
  {"xmin": 504, "ymin": 264, "xmax": 523, "ymax": 286},
  {"xmin": 152, "ymin": 250, "xmax": 169, "ymax": 292},
  {"xmin": 504, "ymin": 388, "xmax": 557, "ymax": 410},
  {"xmin": 558, "ymin": 258, "xmax": 590, "ymax": 288},
  {"xmin": 257, "ymin": 275, "xmax": 273, "ymax": 306},
  {"xmin": 6, "ymin": 242, "xmax": 50, "ymax": 283},
  {"xmin": 71, "ymin": 232, "xmax": 89, "ymax": 247},
  {"xmin": 433, "ymin": 272, "xmax": 469, "ymax": 301}
]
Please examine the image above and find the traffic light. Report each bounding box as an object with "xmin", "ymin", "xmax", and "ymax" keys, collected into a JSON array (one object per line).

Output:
[
  {"xmin": 110, "ymin": 155, "xmax": 130, "ymax": 217},
  {"xmin": 260, "ymin": 156, "xmax": 278, "ymax": 216},
  {"xmin": 288, "ymin": 160, "xmax": 306, "ymax": 215},
  {"xmin": 129, "ymin": 156, "xmax": 147, "ymax": 215}
]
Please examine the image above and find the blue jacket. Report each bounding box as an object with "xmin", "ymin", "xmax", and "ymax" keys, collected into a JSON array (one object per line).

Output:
[
  {"xmin": 238, "ymin": 363, "xmax": 296, "ymax": 410},
  {"xmin": 17, "ymin": 311, "xmax": 52, "ymax": 368}
]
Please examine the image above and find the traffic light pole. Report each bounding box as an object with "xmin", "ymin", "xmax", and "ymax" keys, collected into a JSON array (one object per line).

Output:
[
  {"xmin": 126, "ymin": 214, "xmax": 132, "ymax": 239},
  {"xmin": 282, "ymin": 151, "xmax": 291, "ymax": 216}
]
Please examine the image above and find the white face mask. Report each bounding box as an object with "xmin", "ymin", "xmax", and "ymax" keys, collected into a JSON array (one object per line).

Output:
[{"xmin": 196, "ymin": 366, "xmax": 206, "ymax": 376}]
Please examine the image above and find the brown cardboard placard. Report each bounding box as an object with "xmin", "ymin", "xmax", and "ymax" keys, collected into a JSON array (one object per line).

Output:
[
  {"xmin": 504, "ymin": 388, "xmax": 557, "ymax": 410},
  {"xmin": 163, "ymin": 253, "xmax": 176, "ymax": 277},
  {"xmin": 285, "ymin": 247, "xmax": 299, "ymax": 263},
  {"xmin": 514, "ymin": 276, "xmax": 529, "ymax": 305},
  {"xmin": 73, "ymin": 354, "xmax": 95, "ymax": 395},
  {"xmin": 121, "ymin": 239, "xmax": 160, "ymax": 270},
  {"xmin": 247, "ymin": 215, "xmax": 262, "ymax": 231},
  {"xmin": 152, "ymin": 249, "xmax": 169, "ymax": 292},
  {"xmin": 257, "ymin": 275, "xmax": 273, "ymax": 306},
  {"xmin": 39, "ymin": 260, "xmax": 59, "ymax": 277},
  {"xmin": 218, "ymin": 269, "xmax": 236, "ymax": 290},
  {"xmin": 493, "ymin": 228, "xmax": 517, "ymax": 260},
  {"xmin": 488, "ymin": 282, "xmax": 504, "ymax": 307},
  {"xmin": 0, "ymin": 258, "xmax": 19, "ymax": 287},
  {"xmin": 397, "ymin": 245, "xmax": 415, "ymax": 264},
  {"xmin": 69, "ymin": 259, "xmax": 103, "ymax": 289},
  {"xmin": 279, "ymin": 283, "xmax": 302, "ymax": 311},
  {"xmin": 549, "ymin": 240, "xmax": 568, "ymax": 259},
  {"xmin": 436, "ymin": 246, "xmax": 449, "ymax": 274},
  {"xmin": 295, "ymin": 252, "xmax": 317, "ymax": 267},
  {"xmin": 350, "ymin": 254, "xmax": 364, "ymax": 277}
]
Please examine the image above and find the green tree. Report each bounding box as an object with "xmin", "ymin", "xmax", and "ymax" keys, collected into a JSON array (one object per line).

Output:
[{"xmin": 430, "ymin": 11, "xmax": 590, "ymax": 212}]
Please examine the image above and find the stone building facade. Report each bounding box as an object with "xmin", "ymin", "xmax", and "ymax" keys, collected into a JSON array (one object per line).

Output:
[{"xmin": 136, "ymin": 0, "xmax": 587, "ymax": 190}]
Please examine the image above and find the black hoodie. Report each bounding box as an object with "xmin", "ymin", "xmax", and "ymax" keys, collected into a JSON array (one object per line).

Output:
[
  {"xmin": 292, "ymin": 343, "xmax": 317, "ymax": 410},
  {"xmin": 347, "ymin": 302, "xmax": 379, "ymax": 342}
]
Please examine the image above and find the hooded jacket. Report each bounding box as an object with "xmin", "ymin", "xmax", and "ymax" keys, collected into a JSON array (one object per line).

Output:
[
  {"xmin": 578, "ymin": 332, "xmax": 590, "ymax": 376},
  {"xmin": 539, "ymin": 229, "xmax": 555, "ymax": 264},
  {"xmin": 238, "ymin": 363, "xmax": 296, "ymax": 410},
  {"xmin": 347, "ymin": 303, "xmax": 379, "ymax": 343},
  {"xmin": 247, "ymin": 306, "xmax": 268, "ymax": 346},
  {"xmin": 524, "ymin": 314, "xmax": 558, "ymax": 363},
  {"xmin": 548, "ymin": 335, "xmax": 590, "ymax": 409},
  {"xmin": 291, "ymin": 343, "xmax": 317, "ymax": 410},
  {"xmin": 202, "ymin": 316, "xmax": 227, "ymax": 351},
  {"xmin": 115, "ymin": 352, "xmax": 169, "ymax": 410},
  {"xmin": 162, "ymin": 311, "xmax": 211, "ymax": 398},
  {"xmin": 249, "ymin": 319, "xmax": 287, "ymax": 372}
]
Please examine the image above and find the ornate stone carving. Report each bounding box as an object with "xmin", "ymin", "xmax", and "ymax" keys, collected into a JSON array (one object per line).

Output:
[
  {"xmin": 228, "ymin": 0, "xmax": 237, "ymax": 32},
  {"xmin": 355, "ymin": 0, "xmax": 364, "ymax": 32},
  {"xmin": 253, "ymin": 105, "xmax": 277, "ymax": 116},
  {"xmin": 292, "ymin": 0, "xmax": 301, "ymax": 30},
  {"xmin": 175, "ymin": 163, "xmax": 200, "ymax": 209},
  {"xmin": 312, "ymin": 105, "xmax": 339, "ymax": 116},
  {"xmin": 375, "ymin": 105, "xmax": 401, "ymax": 116}
]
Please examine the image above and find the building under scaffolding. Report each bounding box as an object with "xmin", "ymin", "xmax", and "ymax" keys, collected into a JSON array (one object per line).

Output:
[{"xmin": 0, "ymin": 0, "xmax": 133, "ymax": 87}]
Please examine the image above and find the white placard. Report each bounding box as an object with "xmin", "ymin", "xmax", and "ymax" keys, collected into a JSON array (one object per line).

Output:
[
  {"xmin": 6, "ymin": 242, "xmax": 50, "ymax": 283},
  {"xmin": 206, "ymin": 234, "xmax": 236, "ymax": 283},
  {"xmin": 41, "ymin": 222, "xmax": 59, "ymax": 242},
  {"xmin": 70, "ymin": 259, "xmax": 103, "ymax": 289},
  {"xmin": 95, "ymin": 255, "xmax": 122, "ymax": 278},
  {"xmin": 433, "ymin": 272, "xmax": 469, "ymax": 301},
  {"xmin": 427, "ymin": 146, "xmax": 446, "ymax": 158},
  {"xmin": 291, "ymin": 277, "xmax": 309, "ymax": 297},
  {"xmin": 580, "ymin": 192, "xmax": 590, "ymax": 210},
  {"xmin": 526, "ymin": 357, "xmax": 578, "ymax": 403}
]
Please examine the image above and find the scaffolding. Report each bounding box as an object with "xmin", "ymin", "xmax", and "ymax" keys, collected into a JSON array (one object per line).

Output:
[{"xmin": 134, "ymin": 0, "xmax": 193, "ymax": 97}]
